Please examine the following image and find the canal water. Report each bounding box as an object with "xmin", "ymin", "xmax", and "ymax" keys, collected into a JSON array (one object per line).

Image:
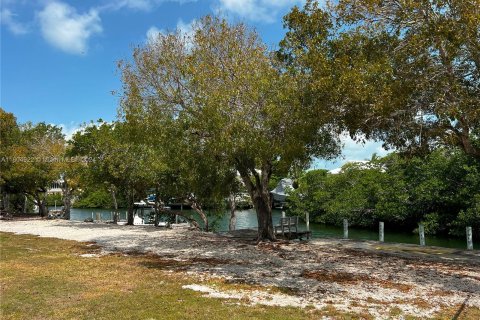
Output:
[{"xmin": 67, "ymin": 207, "xmax": 477, "ymax": 250}]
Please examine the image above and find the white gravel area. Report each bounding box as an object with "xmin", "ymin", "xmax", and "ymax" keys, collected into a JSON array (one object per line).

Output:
[{"xmin": 1, "ymin": 219, "xmax": 479, "ymax": 319}]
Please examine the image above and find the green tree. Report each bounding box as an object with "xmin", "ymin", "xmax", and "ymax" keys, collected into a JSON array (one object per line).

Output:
[
  {"xmin": 323, "ymin": 162, "xmax": 385, "ymax": 227},
  {"xmin": 73, "ymin": 187, "xmax": 119, "ymax": 209},
  {"xmin": 280, "ymin": 0, "xmax": 480, "ymax": 159},
  {"xmin": 119, "ymin": 16, "xmax": 340, "ymax": 240},
  {"xmin": 398, "ymin": 149, "xmax": 480, "ymax": 234},
  {"xmin": 287, "ymin": 169, "xmax": 329, "ymax": 221},
  {"xmin": 70, "ymin": 122, "xmax": 152, "ymax": 224},
  {"xmin": 2, "ymin": 121, "xmax": 65, "ymax": 216},
  {"xmin": 0, "ymin": 108, "xmax": 21, "ymax": 212},
  {"xmin": 288, "ymin": 149, "xmax": 480, "ymax": 235}
]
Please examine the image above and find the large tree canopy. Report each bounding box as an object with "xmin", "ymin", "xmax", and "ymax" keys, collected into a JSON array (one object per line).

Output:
[
  {"xmin": 0, "ymin": 110, "xmax": 65, "ymax": 216},
  {"xmin": 119, "ymin": 16, "xmax": 340, "ymax": 240},
  {"xmin": 280, "ymin": 0, "xmax": 480, "ymax": 158},
  {"xmin": 70, "ymin": 122, "xmax": 154, "ymax": 224}
]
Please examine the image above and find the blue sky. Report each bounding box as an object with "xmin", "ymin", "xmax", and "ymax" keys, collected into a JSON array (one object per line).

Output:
[{"xmin": 1, "ymin": 0, "xmax": 389, "ymax": 169}]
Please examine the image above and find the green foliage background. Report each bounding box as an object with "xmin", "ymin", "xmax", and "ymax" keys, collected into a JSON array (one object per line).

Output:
[
  {"xmin": 73, "ymin": 188, "xmax": 128, "ymax": 209},
  {"xmin": 287, "ymin": 149, "xmax": 480, "ymax": 236}
]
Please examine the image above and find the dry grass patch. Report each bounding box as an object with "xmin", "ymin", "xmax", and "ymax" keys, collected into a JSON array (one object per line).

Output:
[
  {"xmin": 375, "ymin": 279, "xmax": 413, "ymax": 292},
  {"xmin": 302, "ymin": 269, "xmax": 413, "ymax": 293},
  {"xmin": 432, "ymin": 304, "xmax": 480, "ymax": 320},
  {"xmin": 302, "ymin": 270, "xmax": 370, "ymax": 284}
]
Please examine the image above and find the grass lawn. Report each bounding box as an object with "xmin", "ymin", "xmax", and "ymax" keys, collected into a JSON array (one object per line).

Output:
[{"xmin": 0, "ymin": 232, "xmax": 478, "ymax": 320}]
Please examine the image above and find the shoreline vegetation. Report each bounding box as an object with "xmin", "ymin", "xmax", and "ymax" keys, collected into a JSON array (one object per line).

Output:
[
  {"xmin": 3, "ymin": 210, "xmax": 476, "ymax": 251},
  {"xmin": 1, "ymin": 219, "xmax": 479, "ymax": 319}
]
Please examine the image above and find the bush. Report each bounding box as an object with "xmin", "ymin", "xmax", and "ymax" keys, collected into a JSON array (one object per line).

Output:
[
  {"xmin": 74, "ymin": 189, "xmax": 113, "ymax": 208},
  {"xmin": 46, "ymin": 193, "xmax": 63, "ymax": 207}
]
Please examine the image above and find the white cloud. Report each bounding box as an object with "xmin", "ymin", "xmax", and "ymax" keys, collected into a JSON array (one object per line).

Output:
[
  {"xmin": 113, "ymin": 0, "xmax": 154, "ymax": 11},
  {"xmin": 1, "ymin": 8, "xmax": 29, "ymax": 35},
  {"xmin": 146, "ymin": 25, "xmax": 163, "ymax": 43},
  {"xmin": 56, "ymin": 122, "xmax": 82, "ymax": 141},
  {"xmin": 312, "ymin": 133, "xmax": 392, "ymax": 171},
  {"xmin": 146, "ymin": 18, "xmax": 196, "ymax": 44},
  {"xmin": 340, "ymin": 134, "xmax": 390, "ymax": 161},
  {"xmin": 38, "ymin": 1, "xmax": 102, "ymax": 55},
  {"xmin": 105, "ymin": 0, "xmax": 198, "ymax": 12},
  {"xmin": 176, "ymin": 18, "xmax": 196, "ymax": 37},
  {"xmin": 216, "ymin": 0, "xmax": 305, "ymax": 23}
]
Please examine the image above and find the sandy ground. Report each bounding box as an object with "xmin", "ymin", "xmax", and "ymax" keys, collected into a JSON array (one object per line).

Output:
[{"xmin": 1, "ymin": 219, "xmax": 479, "ymax": 319}]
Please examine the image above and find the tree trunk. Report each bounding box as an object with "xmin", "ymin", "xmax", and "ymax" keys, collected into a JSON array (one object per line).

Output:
[
  {"xmin": 252, "ymin": 189, "xmax": 275, "ymax": 241},
  {"xmin": 229, "ymin": 194, "xmax": 237, "ymax": 231},
  {"xmin": 154, "ymin": 203, "xmax": 160, "ymax": 227},
  {"xmin": 190, "ymin": 198, "xmax": 208, "ymax": 231},
  {"xmin": 456, "ymin": 128, "xmax": 480, "ymax": 161},
  {"xmin": 3, "ymin": 192, "xmax": 10, "ymax": 212},
  {"xmin": 153, "ymin": 187, "xmax": 161, "ymax": 227},
  {"xmin": 62, "ymin": 177, "xmax": 72, "ymax": 220},
  {"xmin": 34, "ymin": 191, "xmax": 48, "ymax": 217},
  {"xmin": 23, "ymin": 195, "xmax": 28, "ymax": 213},
  {"xmin": 236, "ymin": 160, "xmax": 275, "ymax": 241},
  {"xmin": 110, "ymin": 188, "xmax": 119, "ymax": 223},
  {"xmin": 168, "ymin": 210, "xmax": 201, "ymax": 229},
  {"xmin": 39, "ymin": 201, "xmax": 48, "ymax": 217},
  {"xmin": 127, "ymin": 190, "xmax": 135, "ymax": 225}
]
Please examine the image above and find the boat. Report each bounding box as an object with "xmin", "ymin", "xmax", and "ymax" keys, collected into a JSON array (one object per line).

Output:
[
  {"xmin": 133, "ymin": 200, "xmax": 151, "ymax": 208},
  {"xmin": 270, "ymin": 178, "xmax": 293, "ymax": 208}
]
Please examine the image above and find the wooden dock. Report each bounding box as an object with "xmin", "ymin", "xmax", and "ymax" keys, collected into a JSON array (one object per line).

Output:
[
  {"xmin": 275, "ymin": 230, "xmax": 311, "ymax": 240},
  {"xmin": 219, "ymin": 229, "xmax": 311, "ymax": 241}
]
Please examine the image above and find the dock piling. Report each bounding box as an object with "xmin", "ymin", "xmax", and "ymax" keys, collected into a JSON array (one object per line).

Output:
[
  {"xmin": 379, "ymin": 222, "xmax": 384, "ymax": 242},
  {"xmin": 466, "ymin": 226, "xmax": 473, "ymax": 250},
  {"xmin": 419, "ymin": 224, "xmax": 425, "ymax": 246},
  {"xmin": 343, "ymin": 219, "xmax": 348, "ymax": 239}
]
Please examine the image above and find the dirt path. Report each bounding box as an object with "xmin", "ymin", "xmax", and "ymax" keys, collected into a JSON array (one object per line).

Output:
[{"xmin": 1, "ymin": 220, "xmax": 479, "ymax": 319}]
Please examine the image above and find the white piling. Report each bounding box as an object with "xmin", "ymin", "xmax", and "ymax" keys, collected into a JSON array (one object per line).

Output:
[
  {"xmin": 343, "ymin": 219, "xmax": 348, "ymax": 239},
  {"xmin": 466, "ymin": 226, "xmax": 473, "ymax": 250},
  {"xmin": 306, "ymin": 212, "xmax": 310, "ymax": 231},
  {"xmin": 419, "ymin": 224, "xmax": 425, "ymax": 246},
  {"xmin": 91, "ymin": 212, "xmax": 94, "ymax": 219},
  {"xmin": 379, "ymin": 222, "xmax": 384, "ymax": 242},
  {"xmin": 282, "ymin": 211, "xmax": 286, "ymax": 218},
  {"xmin": 175, "ymin": 215, "xmax": 179, "ymax": 224}
]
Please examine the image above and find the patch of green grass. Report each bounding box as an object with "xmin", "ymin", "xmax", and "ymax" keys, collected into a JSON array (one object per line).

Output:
[{"xmin": 389, "ymin": 306, "xmax": 402, "ymax": 317}]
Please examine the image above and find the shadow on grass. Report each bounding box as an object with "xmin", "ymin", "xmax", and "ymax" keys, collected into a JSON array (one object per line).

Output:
[{"xmin": 452, "ymin": 295, "xmax": 470, "ymax": 320}]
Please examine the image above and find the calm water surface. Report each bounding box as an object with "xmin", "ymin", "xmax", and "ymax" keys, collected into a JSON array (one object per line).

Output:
[{"xmin": 67, "ymin": 207, "xmax": 478, "ymax": 250}]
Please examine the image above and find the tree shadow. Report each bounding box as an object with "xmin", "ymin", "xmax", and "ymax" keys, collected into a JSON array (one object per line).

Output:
[{"xmin": 452, "ymin": 295, "xmax": 470, "ymax": 320}]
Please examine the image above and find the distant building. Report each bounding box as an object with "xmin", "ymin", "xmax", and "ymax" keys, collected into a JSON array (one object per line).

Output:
[{"xmin": 47, "ymin": 179, "xmax": 64, "ymax": 194}]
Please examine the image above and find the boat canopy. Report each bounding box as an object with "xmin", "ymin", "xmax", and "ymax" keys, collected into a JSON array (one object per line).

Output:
[{"xmin": 270, "ymin": 178, "xmax": 293, "ymax": 202}]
